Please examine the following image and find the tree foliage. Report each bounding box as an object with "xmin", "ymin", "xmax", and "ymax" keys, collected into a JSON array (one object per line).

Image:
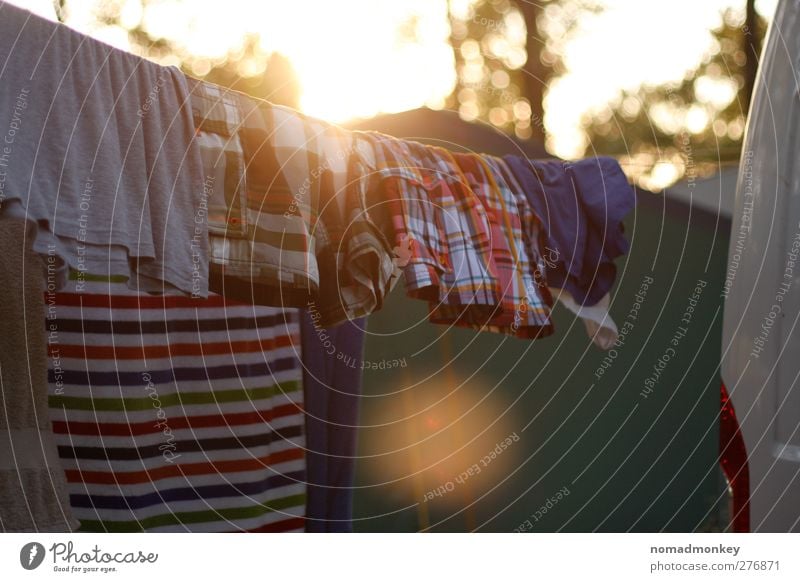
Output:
[
  {"xmin": 578, "ymin": 7, "xmax": 767, "ymax": 187},
  {"xmin": 448, "ymin": 1, "xmax": 766, "ymax": 187},
  {"xmin": 84, "ymin": 0, "xmax": 300, "ymax": 107}
]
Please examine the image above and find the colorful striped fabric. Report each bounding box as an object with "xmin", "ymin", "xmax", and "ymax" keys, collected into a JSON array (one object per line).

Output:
[{"xmin": 46, "ymin": 276, "xmax": 306, "ymax": 532}]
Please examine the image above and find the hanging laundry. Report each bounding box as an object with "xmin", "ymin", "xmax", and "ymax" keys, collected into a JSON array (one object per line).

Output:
[
  {"xmin": 406, "ymin": 143, "xmax": 500, "ymax": 320},
  {"xmin": 503, "ymin": 155, "xmax": 633, "ymax": 349},
  {"xmin": 358, "ymin": 133, "xmax": 451, "ymax": 302},
  {"xmin": 0, "ymin": 3, "xmax": 207, "ymax": 296},
  {"xmin": 46, "ymin": 275, "xmax": 306, "ymax": 532},
  {"xmin": 503, "ymin": 156, "xmax": 634, "ymax": 307},
  {"xmin": 358, "ymin": 136, "xmax": 502, "ymax": 322},
  {"xmin": 313, "ymin": 127, "xmax": 395, "ymax": 325},
  {"xmin": 188, "ymin": 80, "xmax": 249, "ymax": 241},
  {"xmin": 191, "ymin": 80, "xmax": 393, "ymax": 325},
  {"xmin": 187, "ymin": 74, "xmax": 626, "ymax": 344},
  {"xmin": 189, "ymin": 79, "xmax": 317, "ymax": 307},
  {"xmin": 0, "ymin": 217, "xmax": 77, "ymax": 533},
  {"xmin": 232, "ymin": 98, "xmax": 327, "ymax": 305},
  {"xmin": 567, "ymin": 157, "xmax": 634, "ymax": 305},
  {"xmin": 450, "ymin": 153, "xmax": 553, "ymax": 339},
  {"xmin": 352, "ymin": 135, "xmax": 555, "ymax": 338},
  {"xmin": 488, "ymin": 156, "xmax": 620, "ymax": 345},
  {"xmin": 300, "ymin": 313, "xmax": 366, "ymax": 532}
]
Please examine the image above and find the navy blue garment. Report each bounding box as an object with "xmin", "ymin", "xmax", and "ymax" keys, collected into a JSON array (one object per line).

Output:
[
  {"xmin": 300, "ymin": 310, "xmax": 366, "ymax": 532},
  {"xmin": 504, "ymin": 156, "xmax": 634, "ymax": 306}
]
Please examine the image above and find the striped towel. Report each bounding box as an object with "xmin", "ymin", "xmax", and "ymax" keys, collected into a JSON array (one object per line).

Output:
[{"xmin": 45, "ymin": 276, "xmax": 306, "ymax": 532}]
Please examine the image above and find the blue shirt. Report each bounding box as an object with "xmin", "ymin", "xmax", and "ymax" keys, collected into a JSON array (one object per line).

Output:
[{"xmin": 504, "ymin": 156, "xmax": 634, "ymax": 306}]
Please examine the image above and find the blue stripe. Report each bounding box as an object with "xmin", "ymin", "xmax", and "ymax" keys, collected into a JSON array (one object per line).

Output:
[
  {"xmin": 59, "ymin": 425, "xmax": 304, "ymax": 461},
  {"xmin": 48, "ymin": 357, "xmax": 299, "ymax": 386},
  {"xmin": 70, "ymin": 470, "xmax": 306, "ymax": 510}
]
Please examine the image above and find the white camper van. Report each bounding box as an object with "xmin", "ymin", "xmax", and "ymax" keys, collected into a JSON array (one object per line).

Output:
[{"xmin": 721, "ymin": 0, "xmax": 800, "ymax": 533}]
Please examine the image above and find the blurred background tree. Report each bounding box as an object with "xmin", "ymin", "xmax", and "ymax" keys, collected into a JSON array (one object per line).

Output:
[
  {"xmin": 573, "ymin": 4, "xmax": 766, "ymax": 187},
  {"xmin": 447, "ymin": 0, "xmax": 766, "ymax": 188},
  {"xmin": 446, "ymin": 0, "xmax": 544, "ymax": 140},
  {"xmin": 446, "ymin": 0, "xmax": 601, "ymax": 142},
  {"xmin": 54, "ymin": 0, "xmax": 768, "ymax": 188},
  {"xmin": 55, "ymin": 0, "xmax": 302, "ymax": 107}
]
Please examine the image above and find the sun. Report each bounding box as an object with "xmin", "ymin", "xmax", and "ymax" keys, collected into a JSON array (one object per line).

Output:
[{"xmin": 254, "ymin": 0, "xmax": 457, "ymax": 122}]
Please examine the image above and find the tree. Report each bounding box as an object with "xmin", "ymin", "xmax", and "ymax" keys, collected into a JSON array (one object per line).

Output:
[
  {"xmin": 73, "ymin": 0, "xmax": 300, "ymax": 107},
  {"xmin": 571, "ymin": 6, "xmax": 766, "ymax": 188},
  {"xmin": 449, "ymin": 1, "xmax": 766, "ymax": 189},
  {"xmin": 446, "ymin": 0, "xmax": 553, "ymax": 140},
  {"xmin": 516, "ymin": 1, "xmax": 546, "ymax": 142}
]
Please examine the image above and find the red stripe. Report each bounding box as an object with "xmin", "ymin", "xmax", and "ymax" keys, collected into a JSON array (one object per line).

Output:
[
  {"xmin": 49, "ymin": 334, "xmax": 294, "ymax": 360},
  {"xmin": 65, "ymin": 448, "xmax": 304, "ymax": 484},
  {"xmin": 52, "ymin": 404, "xmax": 302, "ymax": 436},
  {"xmin": 720, "ymin": 381, "xmax": 750, "ymax": 532},
  {"xmin": 49, "ymin": 293, "xmax": 247, "ymax": 309},
  {"xmin": 245, "ymin": 517, "xmax": 306, "ymax": 532}
]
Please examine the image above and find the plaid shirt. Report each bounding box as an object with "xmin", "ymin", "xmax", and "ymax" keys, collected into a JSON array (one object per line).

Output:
[
  {"xmin": 189, "ymin": 79, "xmax": 319, "ymax": 306},
  {"xmin": 357, "ymin": 132, "xmax": 449, "ymax": 299},
  {"xmin": 491, "ymin": 156, "xmax": 554, "ymax": 332},
  {"xmin": 405, "ymin": 143, "xmax": 500, "ymax": 315},
  {"xmin": 448, "ymin": 154, "xmax": 553, "ymax": 339},
  {"xmin": 191, "ymin": 81, "xmax": 392, "ymax": 324},
  {"xmin": 189, "ymin": 79, "xmax": 248, "ymax": 238},
  {"xmin": 313, "ymin": 126, "xmax": 395, "ymax": 324}
]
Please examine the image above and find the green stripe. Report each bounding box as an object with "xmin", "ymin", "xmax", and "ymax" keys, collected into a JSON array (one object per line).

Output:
[
  {"xmin": 76, "ymin": 494, "xmax": 306, "ymax": 532},
  {"xmin": 68, "ymin": 270, "xmax": 129, "ymax": 283},
  {"xmin": 49, "ymin": 381, "xmax": 301, "ymax": 411}
]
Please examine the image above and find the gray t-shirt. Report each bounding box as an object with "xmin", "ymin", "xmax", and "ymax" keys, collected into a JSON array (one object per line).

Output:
[{"xmin": 0, "ymin": 2, "xmax": 207, "ymax": 296}]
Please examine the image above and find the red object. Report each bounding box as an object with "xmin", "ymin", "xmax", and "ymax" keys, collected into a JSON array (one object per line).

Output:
[{"xmin": 719, "ymin": 381, "xmax": 750, "ymax": 532}]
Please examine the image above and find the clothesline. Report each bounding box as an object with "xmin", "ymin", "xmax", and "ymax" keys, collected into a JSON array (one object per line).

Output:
[
  {"xmin": 0, "ymin": 2, "xmax": 635, "ymax": 343},
  {"xmin": 192, "ymin": 78, "xmax": 634, "ymax": 337}
]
